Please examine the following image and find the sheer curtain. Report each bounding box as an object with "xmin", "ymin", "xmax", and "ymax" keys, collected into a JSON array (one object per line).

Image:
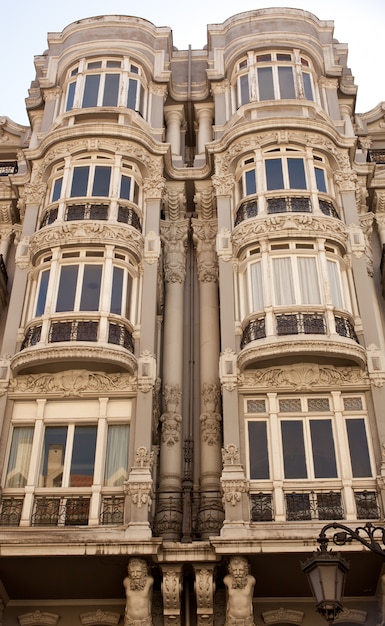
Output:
[
  {"xmin": 5, "ymin": 427, "xmax": 34, "ymax": 487},
  {"xmin": 104, "ymin": 424, "xmax": 130, "ymax": 486},
  {"xmin": 327, "ymin": 260, "xmax": 343, "ymax": 308},
  {"xmin": 298, "ymin": 257, "xmax": 321, "ymax": 304},
  {"xmin": 272, "ymin": 257, "xmax": 295, "ymax": 305},
  {"xmin": 250, "ymin": 262, "xmax": 264, "ymax": 312}
]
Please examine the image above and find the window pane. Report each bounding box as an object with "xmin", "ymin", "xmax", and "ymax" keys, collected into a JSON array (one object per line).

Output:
[
  {"xmin": 245, "ymin": 170, "xmax": 257, "ymax": 196},
  {"xmin": 79, "ymin": 265, "xmax": 102, "ymax": 311},
  {"xmin": 5, "ymin": 427, "xmax": 34, "ymax": 487},
  {"xmin": 65, "ymin": 82, "xmax": 76, "ymax": 111},
  {"xmin": 315, "ymin": 167, "xmax": 327, "ymax": 192},
  {"xmin": 278, "ymin": 67, "xmax": 296, "ymax": 99},
  {"xmin": 327, "ymin": 260, "xmax": 343, "ymax": 308},
  {"xmin": 310, "ymin": 420, "xmax": 337, "ymax": 478},
  {"xmin": 56, "ymin": 265, "xmax": 79, "ymax": 312},
  {"xmin": 297, "ymin": 257, "xmax": 321, "ymax": 304},
  {"xmin": 52, "ymin": 178, "xmax": 63, "ymax": 202},
  {"xmin": 240, "ymin": 75, "xmax": 250, "ymax": 105},
  {"xmin": 104, "ymin": 424, "xmax": 130, "ymax": 486},
  {"xmin": 272, "ymin": 257, "xmax": 295, "ymax": 305},
  {"xmin": 40, "ymin": 427, "xmax": 67, "ymax": 487},
  {"xmin": 303, "ymin": 73, "xmax": 314, "ymax": 101},
  {"xmin": 265, "ymin": 159, "xmax": 284, "ymax": 190},
  {"xmin": 346, "ymin": 419, "xmax": 372, "ymax": 477},
  {"xmin": 258, "ymin": 67, "xmax": 275, "ymax": 100},
  {"xmin": 250, "ymin": 262, "xmax": 264, "ymax": 311},
  {"xmin": 111, "ymin": 266, "xmax": 124, "ymax": 314},
  {"xmin": 281, "ymin": 421, "xmax": 307, "ymax": 479},
  {"xmin": 70, "ymin": 167, "xmax": 89, "ymax": 197},
  {"xmin": 35, "ymin": 269, "xmax": 50, "ymax": 316},
  {"xmin": 102, "ymin": 74, "xmax": 120, "ymax": 106},
  {"xmin": 82, "ymin": 74, "xmax": 100, "ymax": 107},
  {"xmin": 248, "ymin": 422, "xmax": 269, "ymax": 479},
  {"xmin": 91, "ymin": 166, "xmax": 111, "ymax": 197},
  {"xmin": 288, "ymin": 158, "xmax": 306, "ymax": 189},
  {"xmin": 127, "ymin": 79, "xmax": 138, "ymax": 110},
  {"xmin": 69, "ymin": 426, "xmax": 97, "ymax": 487},
  {"xmin": 120, "ymin": 175, "xmax": 132, "ymax": 200}
]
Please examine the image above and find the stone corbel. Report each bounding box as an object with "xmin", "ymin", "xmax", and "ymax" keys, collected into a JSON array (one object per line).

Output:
[
  {"xmin": 216, "ymin": 228, "xmax": 232, "ymax": 262},
  {"xmin": 221, "ymin": 478, "xmax": 249, "ymax": 507},
  {"xmin": 15, "ymin": 236, "xmax": 30, "ymax": 270},
  {"xmin": 348, "ymin": 224, "xmax": 365, "ymax": 258},
  {"xmin": 161, "ymin": 564, "xmax": 183, "ymax": 626},
  {"xmin": 219, "ymin": 349, "xmax": 238, "ymax": 391},
  {"xmin": 262, "ymin": 608, "xmax": 304, "ymax": 625},
  {"xmin": 144, "ymin": 231, "xmax": 161, "ymax": 265},
  {"xmin": 367, "ymin": 344, "xmax": 385, "ymax": 387},
  {"xmin": 193, "ymin": 565, "xmax": 216, "ymax": 626},
  {"xmin": 137, "ymin": 351, "xmax": 157, "ymax": 393}
]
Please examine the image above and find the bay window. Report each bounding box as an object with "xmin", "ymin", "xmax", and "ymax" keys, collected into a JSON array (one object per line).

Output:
[
  {"xmin": 272, "ymin": 255, "xmax": 321, "ymax": 306},
  {"xmin": 104, "ymin": 424, "xmax": 130, "ymax": 486},
  {"xmin": 63, "ymin": 58, "xmax": 146, "ymax": 117},
  {"xmin": 5, "ymin": 427, "xmax": 34, "ymax": 488}
]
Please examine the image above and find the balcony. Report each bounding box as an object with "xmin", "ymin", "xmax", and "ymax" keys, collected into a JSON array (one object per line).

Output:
[
  {"xmin": 11, "ymin": 316, "xmax": 136, "ymax": 374},
  {"xmin": 367, "ymin": 148, "xmax": 385, "ymax": 164},
  {"xmin": 0, "ymin": 161, "xmax": 18, "ymax": 176},
  {"xmin": 39, "ymin": 202, "xmax": 142, "ymax": 232},
  {"xmin": 239, "ymin": 309, "xmax": 366, "ymax": 369},
  {"xmin": 234, "ymin": 194, "xmax": 340, "ymax": 227}
]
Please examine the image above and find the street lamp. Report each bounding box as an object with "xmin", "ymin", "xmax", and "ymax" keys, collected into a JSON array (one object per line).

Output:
[{"xmin": 302, "ymin": 522, "xmax": 385, "ymax": 624}]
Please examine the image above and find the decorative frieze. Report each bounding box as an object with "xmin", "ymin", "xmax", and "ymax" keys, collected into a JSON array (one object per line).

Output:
[
  {"xmin": 334, "ymin": 169, "xmax": 358, "ymax": 192},
  {"xmin": 80, "ymin": 611, "xmax": 120, "ymax": 626},
  {"xmin": 23, "ymin": 182, "xmax": 47, "ymax": 205},
  {"xmin": 192, "ymin": 219, "xmax": 219, "ymax": 283},
  {"xmin": 200, "ymin": 383, "xmax": 222, "ymax": 446},
  {"xmin": 161, "ymin": 220, "xmax": 189, "ymax": 284},
  {"xmin": 211, "ymin": 174, "xmax": 235, "ymax": 197},
  {"xmin": 18, "ymin": 613, "xmax": 60, "ymax": 626},
  {"xmin": 143, "ymin": 175, "xmax": 166, "ymax": 200},
  {"xmin": 262, "ymin": 608, "xmax": 304, "ymax": 625}
]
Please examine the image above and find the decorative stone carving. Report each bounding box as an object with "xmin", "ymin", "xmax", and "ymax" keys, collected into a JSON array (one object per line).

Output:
[
  {"xmin": 222, "ymin": 444, "xmax": 239, "ymax": 466},
  {"xmin": 232, "ymin": 214, "xmax": 348, "ymax": 256},
  {"xmin": 161, "ymin": 220, "xmax": 189, "ymax": 283},
  {"xmin": 30, "ymin": 222, "xmax": 143, "ymax": 260},
  {"xmin": 163, "ymin": 184, "xmax": 186, "ymax": 221},
  {"xmin": 43, "ymin": 87, "xmax": 62, "ymax": 102},
  {"xmin": 221, "ymin": 478, "xmax": 249, "ymax": 506},
  {"xmin": 211, "ymin": 174, "xmax": 235, "ymax": 197},
  {"xmin": 334, "ymin": 169, "xmax": 358, "ymax": 192},
  {"xmin": 216, "ymin": 228, "xmax": 233, "ymax": 262},
  {"xmin": 238, "ymin": 363, "xmax": 370, "ymax": 392},
  {"xmin": 135, "ymin": 446, "xmax": 154, "ymax": 469},
  {"xmin": 194, "ymin": 183, "xmax": 215, "ymax": 221},
  {"xmin": 161, "ymin": 565, "xmax": 183, "ymax": 626},
  {"xmin": 200, "ymin": 383, "xmax": 222, "ymax": 445},
  {"xmin": 192, "ymin": 219, "xmax": 219, "ymax": 283},
  {"xmin": 160, "ymin": 384, "xmax": 182, "ymax": 446},
  {"xmin": 123, "ymin": 559, "xmax": 154, "ymax": 626},
  {"xmin": 219, "ymin": 349, "xmax": 238, "ymax": 391},
  {"xmin": 18, "ymin": 613, "xmax": 59, "ymax": 626},
  {"xmin": 15, "ymin": 236, "xmax": 30, "ymax": 270},
  {"xmin": 210, "ymin": 80, "xmax": 230, "ymax": 95},
  {"xmin": 148, "ymin": 82, "xmax": 168, "ymax": 98},
  {"xmin": 333, "ymin": 608, "xmax": 367, "ymax": 624},
  {"xmin": 143, "ymin": 176, "xmax": 166, "ymax": 200},
  {"xmin": 138, "ymin": 351, "xmax": 157, "ymax": 392},
  {"xmin": 223, "ymin": 556, "xmax": 256, "ymax": 626},
  {"xmin": 8, "ymin": 369, "xmax": 137, "ymax": 397},
  {"xmin": 359, "ymin": 212, "xmax": 374, "ymax": 276},
  {"xmin": 194, "ymin": 566, "xmax": 215, "ymax": 626},
  {"xmin": 80, "ymin": 611, "xmax": 121, "ymax": 626},
  {"xmin": 355, "ymin": 179, "xmax": 369, "ymax": 214},
  {"xmin": 23, "ymin": 183, "xmax": 47, "ymax": 205},
  {"xmin": 262, "ymin": 608, "xmax": 304, "ymax": 625},
  {"xmin": 125, "ymin": 481, "xmax": 153, "ymax": 509},
  {"xmin": 318, "ymin": 77, "xmax": 338, "ymax": 89}
]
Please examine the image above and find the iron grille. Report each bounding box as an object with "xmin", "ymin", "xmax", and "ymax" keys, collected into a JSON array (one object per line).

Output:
[
  {"xmin": 65, "ymin": 204, "xmax": 108, "ymax": 221},
  {"xmin": 20, "ymin": 325, "xmax": 42, "ymax": 350},
  {"xmin": 319, "ymin": 200, "xmax": 340, "ymax": 219},
  {"xmin": 235, "ymin": 199, "xmax": 258, "ymax": 226},
  {"xmin": 367, "ymin": 149, "xmax": 385, "ymax": 164},
  {"xmin": 251, "ymin": 493, "xmax": 273, "ymax": 522},
  {"xmin": 40, "ymin": 207, "xmax": 58, "ymax": 228},
  {"xmin": 354, "ymin": 491, "xmax": 380, "ymax": 520},
  {"xmin": 31, "ymin": 496, "xmax": 90, "ymax": 526},
  {"xmin": 241, "ymin": 317, "xmax": 266, "ymax": 348},
  {"xmin": 276, "ymin": 313, "xmax": 326, "ymax": 335},
  {"xmin": 0, "ymin": 161, "xmax": 18, "ymax": 176},
  {"xmin": 117, "ymin": 206, "xmax": 142, "ymax": 232},
  {"xmin": 334, "ymin": 315, "xmax": 358, "ymax": 341},
  {"xmin": 267, "ymin": 196, "xmax": 312, "ymax": 214},
  {"xmin": 108, "ymin": 323, "xmax": 134, "ymax": 352},
  {"xmin": 49, "ymin": 320, "xmax": 98, "ymax": 342},
  {"xmin": 285, "ymin": 491, "xmax": 344, "ymax": 521},
  {"xmin": 100, "ymin": 496, "xmax": 125, "ymax": 525},
  {"xmin": 0, "ymin": 497, "xmax": 23, "ymax": 526}
]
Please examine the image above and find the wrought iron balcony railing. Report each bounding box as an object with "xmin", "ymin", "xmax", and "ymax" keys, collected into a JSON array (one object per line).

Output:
[
  {"xmin": 334, "ymin": 315, "xmax": 358, "ymax": 341},
  {"xmin": 354, "ymin": 491, "xmax": 381, "ymax": 520},
  {"xmin": 31, "ymin": 496, "xmax": 90, "ymax": 526},
  {"xmin": 319, "ymin": 199, "xmax": 340, "ymax": 219},
  {"xmin": 367, "ymin": 148, "xmax": 385, "ymax": 164},
  {"xmin": 0, "ymin": 497, "xmax": 24, "ymax": 526},
  {"xmin": 20, "ymin": 324, "xmax": 42, "ymax": 350},
  {"xmin": 118, "ymin": 206, "xmax": 142, "ymax": 232},
  {"xmin": 267, "ymin": 196, "xmax": 312, "ymax": 214},
  {"xmin": 0, "ymin": 161, "xmax": 18, "ymax": 176},
  {"xmin": 108, "ymin": 322, "xmax": 135, "ymax": 352},
  {"xmin": 285, "ymin": 491, "xmax": 344, "ymax": 521},
  {"xmin": 65, "ymin": 203, "xmax": 109, "ymax": 221},
  {"xmin": 276, "ymin": 312, "xmax": 326, "ymax": 336},
  {"xmin": 250, "ymin": 493, "xmax": 274, "ymax": 522},
  {"xmin": 99, "ymin": 496, "xmax": 125, "ymax": 525},
  {"xmin": 49, "ymin": 320, "xmax": 98, "ymax": 343},
  {"xmin": 39, "ymin": 203, "xmax": 142, "ymax": 232},
  {"xmin": 240, "ymin": 316, "xmax": 266, "ymax": 348},
  {"xmin": 235, "ymin": 199, "xmax": 258, "ymax": 226}
]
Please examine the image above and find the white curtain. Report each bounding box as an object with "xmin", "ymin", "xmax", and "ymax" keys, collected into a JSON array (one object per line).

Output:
[
  {"xmin": 104, "ymin": 424, "xmax": 130, "ymax": 486},
  {"xmin": 272, "ymin": 257, "xmax": 295, "ymax": 305},
  {"xmin": 298, "ymin": 257, "xmax": 321, "ymax": 304},
  {"xmin": 5, "ymin": 427, "xmax": 34, "ymax": 487},
  {"xmin": 327, "ymin": 260, "xmax": 343, "ymax": 308},
  {"xmin": 250, "ymin": 262, "xmax": 264, "ymax": 312}
]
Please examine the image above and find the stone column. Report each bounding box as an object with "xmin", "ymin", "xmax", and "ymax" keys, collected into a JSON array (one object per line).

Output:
[
  {"xmin": 0, "ymin": 226, "xmax": 14, "ymax": 263},
  {"xmin": 155, "ymin": 219, "xmax": 189, "ymax": 539},
  {"xmin": 212, "ymin": 173, "xmax": 250, "ymax": 537},
  {"xmin": 211, "ymin": 81, "xmax": 230, "ymax": 137},
  {"xmin": 164, "ymin": 106, "xmax": 185, "ymax": 163},
  {"xmin": 319, "ymin": 77, "xmax": 340, "ymax": 121},
  {"xmin": 192, "ymin": 218, "xmax": 223, "ymax": 537},
  {"xmin": 42, "ymin": 87, "xmax": 62, "ymax": 133},
  {"xmin": 125, "ymin": 174, "xmax": 164, "ymax": 538},
  {"xmin": 148, "ymin": 82, "xmax": 167, "ymax": 142},
  {"xmin": 194, "ymin": 104, "xmax": 214, "ymax": 165}
]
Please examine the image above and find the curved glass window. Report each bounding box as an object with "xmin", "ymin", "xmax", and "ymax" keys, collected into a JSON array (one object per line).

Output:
[
  {"xmin": 63, "ymin": 57, "xmax": 146, "ymax": 117},
  {"xmin": 235, "ymin": 51, "xmax": 315, "ymax": 108}
]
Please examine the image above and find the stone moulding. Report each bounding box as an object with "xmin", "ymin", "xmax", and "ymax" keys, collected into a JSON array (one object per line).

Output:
[
  {"xmin": 18, "ymin": 613, "xmax": 59, "ymax": 626},
  {"xmin": 80, "ymin": 611, "xmax": 121, "ymax": 626},
  {"xmin": 262, "ymin": 608, "xmax": 304, "ymax": 625}
]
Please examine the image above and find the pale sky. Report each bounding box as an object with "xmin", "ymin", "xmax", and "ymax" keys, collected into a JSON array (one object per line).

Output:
[{"xmin": 2, "ymin": 0, "xmax": 384, "ymax": 126}]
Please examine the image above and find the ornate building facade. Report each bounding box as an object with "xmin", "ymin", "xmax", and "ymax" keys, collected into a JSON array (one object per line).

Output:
[{"xmin": 0, "ymin": 7, "xmax": 384, "ymax": 625}]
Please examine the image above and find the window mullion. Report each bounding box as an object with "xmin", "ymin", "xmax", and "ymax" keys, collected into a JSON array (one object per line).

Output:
[
  {"xmin": 74, "ymin": 264, "xmax": 85, "ymax": 312},
  {"xmin": 304, "ymin": 418, "xmax": 315, "ymax": 480},
  {"xmin": 62, "ymin": 425, "xmax": 74, "ymax": 488}
]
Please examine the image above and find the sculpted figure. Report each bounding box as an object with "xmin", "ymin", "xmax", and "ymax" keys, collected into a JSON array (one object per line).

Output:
[
  {"xmin": 224, "ymin": 556, "xmax": 256, "ymax": 626},
  {"xmin": 124, "ymin": 558, "xmax": 154, "ymax": 626}
]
